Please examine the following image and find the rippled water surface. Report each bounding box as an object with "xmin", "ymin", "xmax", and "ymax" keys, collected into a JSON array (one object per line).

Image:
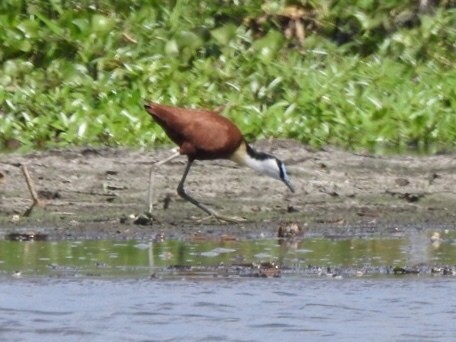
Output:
[
  {"xmin": 1, "ymin": 278, "xmax": 456, "ymax": 341},
  {"xmin": 1, "ymin": 232, "xmax": 456, "ymax": 341}
]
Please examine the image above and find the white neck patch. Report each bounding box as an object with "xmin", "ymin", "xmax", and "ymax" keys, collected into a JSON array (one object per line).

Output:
[{"xmin": 231, "ymin": 148, "xmax": 281, "ymax": 180}]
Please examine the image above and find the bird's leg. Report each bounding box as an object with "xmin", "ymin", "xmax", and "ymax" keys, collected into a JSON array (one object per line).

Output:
[
  {"xmin": 155, "ymin": 147, "xmax": 180, "ymax": 166},
  {"xmin": 148, "ymin": 148, "xmax": 180, "ymax": 214},
  {"xmin": 177, "ymin": 160, "xmax": 245, "ymax": 223},
  {"xmin": 177, "ymin": 159, "xmax": 213, "ymax": 215}
]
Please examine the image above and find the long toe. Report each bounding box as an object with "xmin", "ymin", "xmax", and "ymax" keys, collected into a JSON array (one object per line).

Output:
[
  {"xmin": 192, "ymin": 212, "xmax": 246, "ymax": 223},
  {"xmin": 213, "ymin": 213, "xmax": 247, "ymax": 223}
]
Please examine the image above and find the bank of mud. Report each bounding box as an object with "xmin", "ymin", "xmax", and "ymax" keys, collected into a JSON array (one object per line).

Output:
[{"xmin": 1, "ymin": 140, "xmax": 456, "ymax": 241}]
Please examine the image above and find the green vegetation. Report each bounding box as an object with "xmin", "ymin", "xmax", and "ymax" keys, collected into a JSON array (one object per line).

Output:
[{"xmin": 1, "ymin": 0, "xmax": 455, "ymax": 152}]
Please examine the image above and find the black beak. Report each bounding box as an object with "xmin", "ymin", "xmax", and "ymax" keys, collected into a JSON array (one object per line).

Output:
[{"xmin": 284, "ymin": 179, "xmax": 295, "ymax": 193}]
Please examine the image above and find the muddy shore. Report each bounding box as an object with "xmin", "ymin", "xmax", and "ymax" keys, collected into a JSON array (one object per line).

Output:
[{"xmin": 1, "ymin": 140, "xmax": 456, "ymax": 241}]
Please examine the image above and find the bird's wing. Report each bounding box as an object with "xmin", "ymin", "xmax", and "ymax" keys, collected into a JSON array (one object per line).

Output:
[{"xmin": 179, "ymin": 110, "xmax": 243, "ymax": 154}]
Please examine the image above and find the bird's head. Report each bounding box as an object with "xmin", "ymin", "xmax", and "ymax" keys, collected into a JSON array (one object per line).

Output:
[
  {"xmin": 235, "ymin": 144, "xmax": 294, "ymax": 193},
  {"xmin": 264, "ymin": 157, "xmax": 295, "ymax": 193}
]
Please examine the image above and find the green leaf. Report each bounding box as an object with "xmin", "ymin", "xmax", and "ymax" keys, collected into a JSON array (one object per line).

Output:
[
  {"xmin": 210, "ymin": 24, "xmax": 237, "ymax": 46},
  {"xmin": 91, "ymin": 15, "xmax": 115, "ymax": 34},
  {"xmin": 33, "ymin": 12, "xmax": 64, "ymax": 36},
  {"xmin": 165, "ymin": 39, "xmax": 179, "ymax": 56},
  {"xmin": 176, "ymin": 31, "xmax": 203, "ymax": 50},
  {"xmin": 252, "ymin": 30, "xmax": 284, "ymax": 60},
  {"xmin": 72, "ymin": 18, "xmax": 90, "ymax": 34},
  {"xmin": 17, "ymin": 19, "xmax": 40, "ymax": 38}
]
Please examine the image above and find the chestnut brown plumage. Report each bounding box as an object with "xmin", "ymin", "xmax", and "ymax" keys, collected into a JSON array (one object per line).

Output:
[{"xmin": 144, "ymin": 102, "xmax": 294, "ymax": 221}]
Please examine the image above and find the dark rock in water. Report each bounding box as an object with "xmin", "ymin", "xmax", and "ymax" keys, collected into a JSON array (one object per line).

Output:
[
  {"xmin": 431, "ymin": 267, "xmax": 442, "ymax": 274},
  {"xmin": 257, "ymin": 262, "xmax": 281, "ymax": 278},
  {"xmin": 278, "ymin": 222, "xmax": 302, "ymax": 238},
  {"xmin": 443, "ymin": 267, "xmax": 455, "ymax": 276},
  {"xmin": 6, "ymin": 232, "xmax": 48, "ymax": 241},
  {"xmin": 393, "ymin": 266, "xmax": 420, "ymax": 275},
  {"xmin": 154, "ymin": 231, "xmax": 166, "ymax": 242}
]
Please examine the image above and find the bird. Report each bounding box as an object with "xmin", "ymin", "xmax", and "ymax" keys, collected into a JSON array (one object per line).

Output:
[{"xmin": 144, "ymin": 102, "xmax": 294, "ymax": 222}]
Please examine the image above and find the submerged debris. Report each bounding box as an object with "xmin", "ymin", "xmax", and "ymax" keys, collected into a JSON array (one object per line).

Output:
[
  {"xmin": 154, "ymin": 231, "xmax": 166, "ymax": 242},
  {"xmin": 6, "ymin": 231, "xmax": 48, "ymax": 241},
  {"xmin": 278, "ymin": 222, "xmax": 302, "ymax": 238},
  {"xmin": 430, "ymin": 266, "xmax": 456, "ymax": 276},
  {"xmin": 443, "ymin": 267, "xmax": 455, "ymax": 276},
  {"xmin": 163, "ymin": 261, "xmax": 282, "ymax": 279},
  {"xmin": 149, "ymin": 261, "xmax": 456, "ymax": 280},
  {"xmin": 257, "ymin": 261, "xmax": 281, "ymax": 278},
  {"xmin": 392, "ymin": 266, "xmax": 420, "ymax": 275}
]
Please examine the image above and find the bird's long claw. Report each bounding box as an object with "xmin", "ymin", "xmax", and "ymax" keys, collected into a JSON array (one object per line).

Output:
[
  {"xmin": 192, "ymin": 212, "xmax": 246, "ymax": 223},
  {"xmin": 213, "ymin": 213, "xmax": 246, "ymax": 223}
]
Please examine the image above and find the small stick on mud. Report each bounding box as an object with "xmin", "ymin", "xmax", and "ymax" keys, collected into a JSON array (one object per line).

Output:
[{"xmin": 20, "ymin": 164, "xmax": 46, "ymax": 216}]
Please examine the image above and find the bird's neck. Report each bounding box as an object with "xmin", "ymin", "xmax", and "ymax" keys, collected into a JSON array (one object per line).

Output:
[{"xmin": 230, "ymin": 142, "xmax": 279, "ymax": 179}]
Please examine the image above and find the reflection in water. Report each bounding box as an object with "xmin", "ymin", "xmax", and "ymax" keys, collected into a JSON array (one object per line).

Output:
[
  {"xmin": 0, "ymin": 231, "xmax": 455, "ymax": 278},
  {"xmin": 406, "ymin": 230, "xmax": 433, "ymax": 265},
  {"xmin": 1, "ymin": 232, "xmax": 456, "ymax": 341}
]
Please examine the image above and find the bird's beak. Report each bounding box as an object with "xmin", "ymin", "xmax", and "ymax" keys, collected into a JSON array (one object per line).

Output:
[{"xmin": 284, "ymin": 179, "xmax": 295, "ymax": 193}]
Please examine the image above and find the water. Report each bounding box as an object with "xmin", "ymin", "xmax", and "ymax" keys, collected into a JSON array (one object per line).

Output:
[
  {"xmin": 1, "ymin": 278, "xmax": 455, "ymax": 341},
  {"xmin": 1, "ymin": 232, "xmax": 456, "ymax": 341},
  {"xmin": 1, "ymin": 231, "xmax": 455, "ymax": 278}
]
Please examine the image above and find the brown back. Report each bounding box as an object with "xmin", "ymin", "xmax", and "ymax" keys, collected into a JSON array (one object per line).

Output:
[{"xmin": 145, "ymin": 103, "xmax": 244, "ymax": 160}]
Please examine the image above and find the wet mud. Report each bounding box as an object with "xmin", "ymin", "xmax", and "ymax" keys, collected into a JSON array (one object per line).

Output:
[{"xmin": 1, "ymin": 140, "xmax": 456, "ymax": 241}]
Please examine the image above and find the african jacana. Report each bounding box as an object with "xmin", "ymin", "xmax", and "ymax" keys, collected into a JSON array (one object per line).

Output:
[{"xmin": 144, "ymin": 102, "xmax": 294, "ymax": 222}]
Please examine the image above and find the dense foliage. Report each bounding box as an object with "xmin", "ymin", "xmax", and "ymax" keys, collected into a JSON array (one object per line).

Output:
[{"xmin": 1, "ymin": 0, "xmax": 455, "ymax": 152}]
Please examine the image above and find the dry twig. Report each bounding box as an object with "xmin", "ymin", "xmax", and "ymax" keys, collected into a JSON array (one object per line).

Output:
[{"xmin": 20, "ymin": 164, "xmax": 46, "ymax": 216}]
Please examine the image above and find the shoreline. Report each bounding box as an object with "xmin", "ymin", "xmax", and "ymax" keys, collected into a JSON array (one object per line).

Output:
[{"xmin": 1, "ymin": 141, "xmax": 456, "ymax": 241}]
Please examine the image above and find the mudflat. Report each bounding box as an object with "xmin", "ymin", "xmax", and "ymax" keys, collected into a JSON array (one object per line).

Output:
[{"xmin": 1, "ymin": 140, "xmax": 455, "ymax": 241}]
